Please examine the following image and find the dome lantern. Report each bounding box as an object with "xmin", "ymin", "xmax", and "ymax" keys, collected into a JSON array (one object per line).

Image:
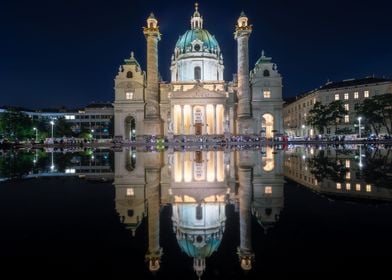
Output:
[{"xmin": 191, "ymin": 2, "xmax": 203, "ymax": 29}]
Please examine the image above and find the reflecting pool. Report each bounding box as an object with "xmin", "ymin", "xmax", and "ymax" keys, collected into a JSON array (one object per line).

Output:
[{"xmin": 1, "ymin": 145, "xmax": 392, "ymax": 278}]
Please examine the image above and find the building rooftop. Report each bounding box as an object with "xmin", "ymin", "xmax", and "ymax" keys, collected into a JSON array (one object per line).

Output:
[
  {"xmin": 85, "ymin": 102, "xmax": 113, "ymax": 109},
  {"xmin": 284, "ymin": 76, "xmax": 392, "ymax": 106},
  {"xmin": 319, "ymin": 77, "xmax": 392, "ymax": 90}
]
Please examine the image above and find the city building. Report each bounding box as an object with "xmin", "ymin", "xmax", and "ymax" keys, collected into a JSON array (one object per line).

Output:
[
  {"xmin": 11, "ymin": 102, "xmax": 114, "ymax": 139},
  {"xmin": 114, "ymin": 4, "xmax": 283, "ymax": 140},
  {"xmin": 283, "ymin": 77, "xmax": 392, "ymax": 137},
  {"xmin": 284, "ymin": 146, "xmax": 392, "ymax": 202}
]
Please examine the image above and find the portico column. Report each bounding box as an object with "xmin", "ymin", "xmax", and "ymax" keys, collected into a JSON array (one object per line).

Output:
[
  {"xmin": 203, "ymin": 106, "xmax": 207, "ymax": 135},
  {"xmin": 180, "ymin": 105, "xmax": 184, "ymax": 135},
  {"xmin": 214, "ymin": 152, "xmax": 217, "ymax": 182},
  {"xmin": 213, "ymin": 105, "xmax": 217, "ymax": 135},
  {"xmin": 181, "ymin": 152, "xmax": 184, "ymax": 182},
  {"xmin": 191, "ymin": 105, "xmax": 194, "ymax": 134}
]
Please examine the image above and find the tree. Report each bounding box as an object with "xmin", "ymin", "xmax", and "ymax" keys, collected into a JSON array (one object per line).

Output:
[
  {"xmin": 307, "ymin": 101, "xmax": 348, "ymax": 135},
  {"xmin": 0, "ymin": 109, "xmax": 33, "ymax": 141},
  {"xmin": 307, "ymin": 149, "xmax": 348, "ymax": 183},
  {"xmin": 54, "ymin": 117, "xmax": 74, "ymax": 138},
  {"xmin": 374, "ymin": 94, "xmax": 392, "ymax": 135},
  {"xmin": 356, "ymin": 93, "xmax": 392, "ymax": 136},
  {"xmin": 325, "ymin": 100, "xmax": 348, "ymax": 134},
  {"xmin": 356, "ymin": 98, "xmax": 383, "ymax": 136},
  {"xmin": 307, "ymin": 102, "xmax": 329, "ymax": 134}
]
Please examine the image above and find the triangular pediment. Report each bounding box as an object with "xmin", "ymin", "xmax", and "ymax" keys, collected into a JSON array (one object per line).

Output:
[{"xmin": 170, "ymin": 84, "xmax": 226, "ymax": 99}]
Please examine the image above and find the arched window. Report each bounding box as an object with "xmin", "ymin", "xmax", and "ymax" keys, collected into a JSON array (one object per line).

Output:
[
  {"xmin": 194, "ymin": 66, "xmax": 201, "ymax": 80},
  {"xmin": 127, "ymin": 209, "xmax": 134, "ymax": 217},
  {"xmin": 126, "ymin": 71, "xmax": 133, "ymax": 78},
  {"xmin": 196, "ymin": 204, "xmax": 203, "ymax": 220},
  {"xmin": 263, "ymin": 69, "xmax": 270, "ymax": 77}
]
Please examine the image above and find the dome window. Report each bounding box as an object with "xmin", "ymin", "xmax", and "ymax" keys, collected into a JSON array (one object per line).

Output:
[
  {"xmin": 194, "ymin": 44, "xmax": 201, "ymax": 52},
  {"xmin": 126, "ymin": 71, "xmax": 133, "ymax": 78},
  {"xmin": 263, "ymin": 69, "xmax": 270, "ymax": 77},
  {"xmin": 196, "ymin": 204, "xmax": 203, "ymax": 220},
  {"xmin": 194, "ymin": 66, "xmax": 201, "ymax": 80},
  {"xmin": 127, "ymin": 209, "xmax": 134, "ymax": 217},
  {"xmin": 196, "ymin": 235, "xmax": 203, "ymax": 243}
]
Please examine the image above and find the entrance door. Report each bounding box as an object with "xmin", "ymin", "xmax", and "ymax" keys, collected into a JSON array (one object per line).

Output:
[{"xmin": 195, "ymin": 123, "xmax": 203, "ymax": 135}]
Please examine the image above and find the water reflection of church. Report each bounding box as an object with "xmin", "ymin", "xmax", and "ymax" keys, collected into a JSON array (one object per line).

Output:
[{"xmin": 114, "ymin": 147, "xmax": 284, "ymax": 278}]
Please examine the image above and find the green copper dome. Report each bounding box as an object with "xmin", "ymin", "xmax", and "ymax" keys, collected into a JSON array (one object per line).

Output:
[
  {"xmin": 178, "ymin": 236, "xmax": 221, "ymax": 258},
  {"xmin": 175, "ymin": 29, "xmax": 220, "ymax": 53}
]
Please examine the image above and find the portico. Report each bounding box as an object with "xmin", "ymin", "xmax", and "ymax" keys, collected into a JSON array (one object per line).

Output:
[{"xmin": 170, "ymin": 85, "xmax": 226, "ymax": 135}]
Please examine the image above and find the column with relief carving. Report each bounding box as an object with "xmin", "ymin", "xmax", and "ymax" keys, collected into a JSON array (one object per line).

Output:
[
  {"xmin": 145, "ymin": 167, "xmax": 163, "ymax": 273},
  {"xmin": 143, "ymin": 13, "xmax": 163, "ymax": 136},
  {"xmin": 234, "ymin": 12, "xmax": 254, "ymax": 135},
  {"xmin": 237, "ymin": 164, "xmax": 254, "ymax": 272}
]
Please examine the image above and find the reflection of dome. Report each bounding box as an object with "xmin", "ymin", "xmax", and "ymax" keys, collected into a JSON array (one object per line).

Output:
[
  {"xmin": 176, "ymin": 230, "xmax": 223, "ymax": 279},
  {"xmin": 178, "ymin": 234, "xmax": 221, "ymax": 258},
  {"xmin": 175, "ymin": 29, "xmax": 220, "ymax": 54},
  {"xmin": 172, "ymin": 197, "xmax": 226, "ymax": 279}
]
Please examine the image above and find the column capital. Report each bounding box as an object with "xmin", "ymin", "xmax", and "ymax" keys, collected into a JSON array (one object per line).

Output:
[
  {"xmin": 143, "ymin": 28, "xmax": 161, "ymax": 41},
  {"xmin": 144, "ymin": 13, "xmax": 161, "ymax": 40},
  {"xmin": 234, "ymin": 27, "xmax": 252, "ymax": 40}
]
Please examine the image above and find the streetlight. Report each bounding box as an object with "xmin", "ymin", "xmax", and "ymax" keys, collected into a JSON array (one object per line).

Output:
[
  {"xmin": 302, "ymin": 124, "xmax": 306, "ymax": 137},
  {"xmin": 50, "ymin": 151, "xmax": 55, "ymax": 171},
  {"xmin": 33, "ymin": 127, "xmax": 38, "ymax": 142},
  {"xmin": 91, "ymin": 129, "xmax": 94, "ymax": 140},
  {"xmin": 358, "ymin": 117, "xmax": 362, "ymax": 139},
  {"xmin": 50, "ymin": 120, "xmax": 55, "ymax": 141}
]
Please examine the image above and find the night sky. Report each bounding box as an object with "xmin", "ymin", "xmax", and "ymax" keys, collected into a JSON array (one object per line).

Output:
[{"xmin": 1, "ymin": 0, "xmax": 391, "ymax": 109}]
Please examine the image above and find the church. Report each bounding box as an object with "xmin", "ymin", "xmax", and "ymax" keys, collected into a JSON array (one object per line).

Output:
[{"xmin": 114, "ymin": 3, "xmax": 283, "ymax": 140}]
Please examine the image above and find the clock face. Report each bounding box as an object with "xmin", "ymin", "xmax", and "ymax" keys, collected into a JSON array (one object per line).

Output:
[{"xmin": 194, "ymin": 44, "xmax": 201, "ymax": 51}]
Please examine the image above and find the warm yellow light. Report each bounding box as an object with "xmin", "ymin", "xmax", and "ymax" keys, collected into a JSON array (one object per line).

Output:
[
  {"xmin": 264, "ymin": 186, "xmax": 272, "ymax": 194},
  {"xmin": 183, "ymin": 195, "xmax": 196, "ymax": 203},
  {"xmin": 263, "ymin": 147, "xmax": 274, "ymax": 172}
]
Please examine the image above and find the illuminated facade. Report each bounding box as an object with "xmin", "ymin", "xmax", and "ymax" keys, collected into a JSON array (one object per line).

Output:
[
  {"xmin": 114, "ymin": 4, "xmax": 283, "ymax": 140},
  {"xmin": 283, "ymin": 77, "xmax": 392, "ymax": 137},
  {"xmin": 283, "ymin": 146, "xmax": 392, "ymax": 202},
  {"xmin": 113, "ymin": 147, "xmax": 284, "ymax": 278}
]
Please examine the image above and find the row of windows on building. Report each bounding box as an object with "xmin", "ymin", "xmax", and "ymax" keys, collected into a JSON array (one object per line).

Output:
[
  {"xmin": 336, "ymin": 183, "xmax": 372, "ymax": 192},
  {"xmin": 335, "ymin": 90, "xmax": 369, "ymax": 101},
  {"xmin": 65, "ymin": 115, "xmax": 112, "ymax": 120},
  {"xmin": 286, "ymin": 167, "xmax": 372, "ymax": 193},
  {"xmin": 125, "ymin": 90, "xmax": 272, "ymax": 100},
  {"xmin": 286, "ymin": 98, "xmax": 316, "ymax": 113},
  {"xmin": 286, "ymin": 90, "xmax": 372, "ymax": 114}
]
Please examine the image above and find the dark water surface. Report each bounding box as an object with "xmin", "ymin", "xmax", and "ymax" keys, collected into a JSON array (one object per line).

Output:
[{"xmin": 1, "ymin": 145, "xmax": 392, "ymax": 278}]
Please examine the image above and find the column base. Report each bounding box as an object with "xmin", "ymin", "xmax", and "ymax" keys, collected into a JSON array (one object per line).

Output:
[
  {"xmin": 236, "ymin": 117, "xmax": 255, "ymax": 135},
  {"xmin": 144, "ymin": 118, "xmax": 163, "ymax": 137}
]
